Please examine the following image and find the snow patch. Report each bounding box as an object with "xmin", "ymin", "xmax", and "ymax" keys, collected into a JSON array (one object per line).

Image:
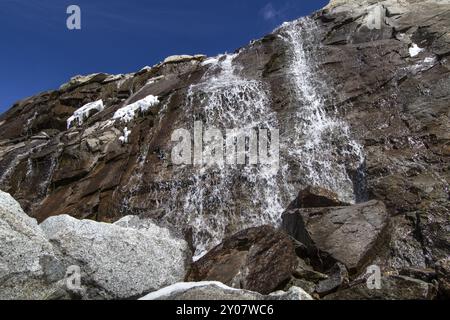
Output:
[
  {"xmin": 409, "ymin": 43, "xmax": 424, "ymax": 57},
  {"xmin": 146, "ymin": 75, "xmax": 165, "ymax": 86},
  {"xmin": 119, "ymin": 127, "xmax": 131, "ymax": 144},
  {"xmin": 113, "ymin": 95, "xmax": 159, "ymax": 123},
  {"xmin": 139, "ymin": 281, "xmax": 238, "ymax": 300},
  {"xmin": 139, "ymin": 66, "xmax": 152, "ymax": 72},
  {"xmin": 201, "ymin": 58, "xmax": 219, "ymax": 66},
  {"xmin": 67, "ymin": 100, "xmax": 104, "ymax": 129}
]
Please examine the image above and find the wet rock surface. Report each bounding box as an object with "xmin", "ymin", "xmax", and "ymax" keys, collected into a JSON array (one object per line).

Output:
[{"xmin": 315, "ymin": 0, "xmax": 450, "ymax": 269}]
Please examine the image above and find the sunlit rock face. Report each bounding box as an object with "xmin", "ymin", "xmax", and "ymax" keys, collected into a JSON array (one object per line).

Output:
[{"xmin": 0, "ymin": 0, "xmax": 449, "ymax": 271}]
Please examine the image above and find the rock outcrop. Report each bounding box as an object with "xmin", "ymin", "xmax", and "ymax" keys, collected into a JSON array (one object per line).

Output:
[
  {"xmin": 0, "ymin": 0, "xmax": 449, "ymax": 300},
  {"xmin": 316, "ymin": 0, "xmax": 450, "ymax": 269},
  {"xmin": 186, "ymin": 226, "xmax": 297, "ymax": 295}
]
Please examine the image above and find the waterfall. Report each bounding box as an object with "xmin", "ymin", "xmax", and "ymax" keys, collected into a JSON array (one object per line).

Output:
[
  {"xmin": 158, "ymin": 54, "xmax": 288, "ymax": 259},
  {"xmin": 121, "ymin": 17, "xmax": 365, "ymax": 257},
  {"xmin": 0, "ymin": 139, "xmax": 59, "ymax": 199},
  {"xmin": 0, "ymin": 153, "xmax": 25, "ymax": 188},
  {"xmin": 277, "ymin": 18, "xmax": 365, "ymax": 204}
]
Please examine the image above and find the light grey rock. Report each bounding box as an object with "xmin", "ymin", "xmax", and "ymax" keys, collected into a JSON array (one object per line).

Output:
[
  {"xmin": 40, "ymin": 214, "xmax": 191, "ymax": 299},
  {"xmin": 59, "ymin": 73, "xmax": 109, "ymax": 90},
  {"xmin": 163, "ymin": 54, "xmax": 206, "ymax": 64},
  {"xmin": 0, "ymin": 190, "xmax": 62, "ymax": 300},
  {"xmin": 140, "ymin": 281, "xmax": 313, "ymax": 300},
  {"xmin": 269, "ymin": 286, "xmax": 314, "ymax": 300}
]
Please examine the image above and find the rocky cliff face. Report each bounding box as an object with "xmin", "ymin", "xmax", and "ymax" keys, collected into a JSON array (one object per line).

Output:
[{"xmin": 0, "ymin": 0, "xmax": 449, "ymax": 297}]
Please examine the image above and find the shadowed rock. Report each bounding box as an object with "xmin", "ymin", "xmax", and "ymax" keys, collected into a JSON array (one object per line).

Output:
[
  {"xmin": 282, "ymin": 200, "xmax": 389, "ymax": 274},
  {"xmin": 286, "ymin": 186, "xmax": 349, "ymax": 210},
  {"xmin": 186, "ymin": 225, "xmax": 297, "ymax": 295},
  {"xmin": 436, "ymin": 257, "xmax": 450, "ymax": 299},
  {"xmin": 324, "ymin": 275, "xmax": 437, "ymax": 300}
]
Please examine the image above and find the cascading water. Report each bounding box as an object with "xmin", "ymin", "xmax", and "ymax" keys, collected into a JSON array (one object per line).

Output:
[
  {"xmin": 0, "ymin": 139, "xmax": 60, "ymax": 201},
  {"xmin": 122, "ymin": 17, "xmax": 365, "ymax": 258},
  {"xmin": 277, "ymin": 18, "xmax": 365, "ymax": 204},
  {"xmin": 159, "ymin": 54, "xmax": 288, "ymax": 258}
]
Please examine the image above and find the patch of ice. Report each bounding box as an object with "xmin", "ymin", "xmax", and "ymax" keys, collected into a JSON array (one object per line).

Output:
[
  {"xmin": 67, "ymin": 100, "xmax": 104, "ymax": 129},
  {"xmin": 139, "ymin": 281, "xmax": 238, "ymax": 300},
  {"xmin": 409, "ymin": 43, "xmax": 424, "ymax": 57},
  {"xmin": 113, "ymin": 95, "xmax": 159, "ymax": 123}
]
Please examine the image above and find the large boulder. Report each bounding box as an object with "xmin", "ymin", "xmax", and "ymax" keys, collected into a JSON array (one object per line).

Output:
[
  {"xmin": 186, "ymin": 226, "xmax": 297, "ymax": 295},
  {"xmin": 0, "ymin": 190, "xmax": 63, "ymax": 300},
  {"xmin": 282, "ymin": 200, "xmax": 389, "ymax": 273},
  {"xmin": 140, "ymin": 281, "xmax": 312, "ymax": 300},
  {"xmin": 39, "ymin": 214, "xmax": 192, "ymax": 299}
]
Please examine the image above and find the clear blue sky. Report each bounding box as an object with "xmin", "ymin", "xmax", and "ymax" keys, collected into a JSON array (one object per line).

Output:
[{"xmin": 0, "ymin": 0, "xmax": 328, "ymax": 113}]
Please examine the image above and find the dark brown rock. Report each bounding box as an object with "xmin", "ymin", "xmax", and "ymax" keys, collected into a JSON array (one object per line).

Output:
[
  {"xmin": 186, "ymin": 225, "xmax": 298, "ymax": 295},
  {"xmin": 286, "ymin": 186, "xmax": 349, "ymax": 210},
  {"xmin": 317, "ymin": 0, "xmax": 450, "ymax": 267},
  {"xmin": 316, "ymin": 263, "xmax": 349, "ymax": 296},
  {"xmin": 282, "ymin": 200, "xmax": 389, "ymax": 274},
  {"xmin": 435, "ymin": 257, "xmax": 450, "ymax": 299},
  {"xmin": 399, "ymin": 267, "xmax": 437, "ymax": 283},
  {"xmin": 292, "ymin": 258, "xmax": 328, "ymax": 283},
  {"xmin": 324, "ymin": 275, "xmax": 437, "ymax": 300}
]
